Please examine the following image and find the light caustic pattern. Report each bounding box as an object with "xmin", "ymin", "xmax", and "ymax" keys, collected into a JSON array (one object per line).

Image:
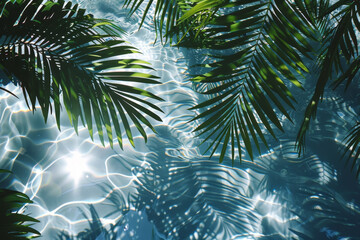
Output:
[
  {"xmin": 0, "ymin": 1, "xmax": 200, "ymax": 237},
  {"xmin": 1, "ymin": 0, "xmax": 360, "ymax": 239}
]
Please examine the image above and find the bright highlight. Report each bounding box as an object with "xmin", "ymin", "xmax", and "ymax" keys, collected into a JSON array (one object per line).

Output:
[{"xmin": 65, "ymin": 151, "xmax": 89, "ymax": 184}]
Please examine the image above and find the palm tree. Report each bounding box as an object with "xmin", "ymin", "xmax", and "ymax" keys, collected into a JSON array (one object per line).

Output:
[{"xmin": 124, "ymin": 0, "xmax": 360, "ymax": 175}]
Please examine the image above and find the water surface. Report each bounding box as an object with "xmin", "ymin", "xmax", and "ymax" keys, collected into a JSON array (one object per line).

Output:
[{"xmin": 1, "ymin": 0, "xmax": 360, "ymax": 239}]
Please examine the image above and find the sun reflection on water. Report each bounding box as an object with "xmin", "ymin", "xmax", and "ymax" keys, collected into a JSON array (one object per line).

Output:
[{"xmin": 65, "ymin": 151, "xmax": 90, "ymax": 185}]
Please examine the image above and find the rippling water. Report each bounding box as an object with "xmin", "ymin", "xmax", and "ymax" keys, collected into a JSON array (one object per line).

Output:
[{"xmin": 1, "ymin": 0, "xmax": 360, "ymax": 239}]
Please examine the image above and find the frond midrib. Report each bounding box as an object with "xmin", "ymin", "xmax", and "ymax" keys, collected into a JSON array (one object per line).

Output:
[{"xmin": 241, "ymin": 1, "xmax": 272, "ymax": 91}]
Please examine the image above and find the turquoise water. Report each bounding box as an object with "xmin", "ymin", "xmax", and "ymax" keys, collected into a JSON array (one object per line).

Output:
[{"xmin": 1, "ymin": 0, "xmax": 360, "ymax": 239}]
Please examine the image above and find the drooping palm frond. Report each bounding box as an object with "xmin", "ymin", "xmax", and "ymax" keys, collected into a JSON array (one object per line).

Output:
[
  {"xmin": 293, "ymin": 0, "xmax": 360, "ymax": 177},
  {"xmin": 297, "ymin": 0, "xmax": 360, "ymax": 153},
  {"xmin": 0, "ymin": 0, "xmax": 163, "ymax": 149},
  {"xmin": 0, "ymin": 169, "xmax": 40, "ymax": 239},
  {"xmin": 182, "ymin": 0, "xmax": 315, "ymax": 164},
  {"xmin": 123, "ymin": 0, "xmax": 360, "ymax": 175}
]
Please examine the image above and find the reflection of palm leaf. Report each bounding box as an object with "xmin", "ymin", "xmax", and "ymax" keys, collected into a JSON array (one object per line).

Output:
[
  {"xmin": 0, "ymin": 0, "xmax": 163, "ymax": 148},
  {"xmin": 0, "ymin": 169, "xmax": 40, "ymax": 239},
  {"xmin": 132, "ymin": 133, "xmax": 261, "ymax": 239},
  {"xmin": 99, "ymin": 183, "xmax": 130, "ymax": 219},
  {"xmin": 342, "ymin": 122, "xmax": 360, "ymax": 177},
  {"xmin": 185, "ymin": 0, "xmax": 314, "ymax": 163},
  {"xmin": 57, "ymin": 204, "xmax": 121, "ymax": 240},
  {"xmin": 132, "ymin": 131, "xmax": 320, "ymax": 239},
  {"xmin": 77, "ymin": 205, "xmax": 106, "ymax": 240},
  {"xmin": 252, "ymin": 142, "xmax": 337, "ymax": 197},
  {"xmin": 291, "ymin": 183, "xmax": 360, "ymax": 239}
]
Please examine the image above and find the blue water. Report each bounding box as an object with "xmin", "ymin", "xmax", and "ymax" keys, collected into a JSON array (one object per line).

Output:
[{"xmin": 1, "ymin": 0, "xmax": 360, "ymax": 239}]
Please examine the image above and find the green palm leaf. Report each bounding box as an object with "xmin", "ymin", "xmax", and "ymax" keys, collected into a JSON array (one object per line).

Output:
[
  {"xmin": 296, "ymin": 0, "xmax": 360, "ymax": 153},
  {"xmin": 0, "ymin": 0, "xmax": 163, "ymax": 149},
  {"xmin": 185, "ymin": 0, "xmax": 314, "ymax": 164},
  {"xmin": 296, "ymin": 1, "xmax": 360, "ymax": 177},
  {"xmin": 0, "ymin": 169, "xmax": 40, "ymax": 239},
  {"xmin": 123, "ymin": 0, "xmax": 219, "ymax": 43}
]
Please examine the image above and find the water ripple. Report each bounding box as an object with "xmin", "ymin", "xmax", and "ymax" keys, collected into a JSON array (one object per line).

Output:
[{"xmin": 1, "ymin": 0, "xmax": 360, "ymax": 239}]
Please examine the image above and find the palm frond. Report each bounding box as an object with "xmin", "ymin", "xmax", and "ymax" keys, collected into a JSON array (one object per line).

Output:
[
  {"xmin": 185, "ymin": 0, "xmax": 314, "ymax": 164},
  {"xmin": 0, "ymin": 169, "xmax": 40, "ymax": 239},
  {"xmin": 0, "ymin": 0, "xmax": 163, "ymax": 149},
  {"xmin": 123, "ymin": 0, "xmax": 219, "ymax": 43},
  {"xmin": 296, "ymin": 0, "xmax": 360, "ymax": 153}
]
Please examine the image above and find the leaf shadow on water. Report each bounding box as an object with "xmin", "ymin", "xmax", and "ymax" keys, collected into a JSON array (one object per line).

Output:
[
  {"xmin": 130, "ymin": 126, "xmax": 360, "ymax": 239},
  {"xmin": 55, "ymin": 125, "xmax": 360, "ymax": 240},
  {"xmin": 56, "ymin": 204, "xmax": 122, "ymax": 240},
  {"xmin": 129, "ymin": 126, "xmax": 290, "ymax": 239}
]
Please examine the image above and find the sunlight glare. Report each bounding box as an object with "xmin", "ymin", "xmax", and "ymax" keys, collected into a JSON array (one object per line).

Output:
[{"xmin": 65, "ymin": 151, "xmax": 89, "ymax": 184}]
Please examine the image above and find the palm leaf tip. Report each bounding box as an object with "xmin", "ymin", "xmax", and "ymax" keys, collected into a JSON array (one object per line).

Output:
[
  {"xmin": 0, "ymin": 0, "xmax": 163, "ymax": 149},
  {"xmin": 0, "ymin": 86, "xmax": 18, "ymax": 98}
]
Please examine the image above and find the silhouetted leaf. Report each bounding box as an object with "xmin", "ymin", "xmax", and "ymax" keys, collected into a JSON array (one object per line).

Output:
[
  {"xmin": 297, "ymin": 1, "xmax": 360, "ymax": 154},
  {"xmin": 0, "ymin": 169, "xmax": 40, "ymax": 239},
  {"xmin": 0, "ymin": 0, "xmax": 163, "ymax": 148},
  {"xmin": 185, "ymin": 0, "xmax": 313, "ymax": 163}
]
